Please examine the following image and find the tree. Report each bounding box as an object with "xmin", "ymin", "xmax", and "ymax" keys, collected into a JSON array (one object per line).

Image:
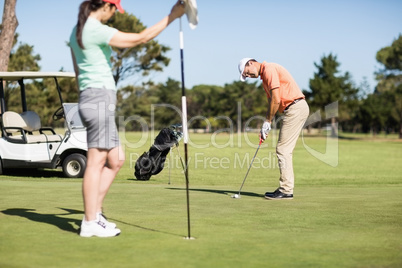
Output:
[
  {"xmin": 188, "ymin": 85, "xmax": 223, "ymax": 118},
  {"xmin": 117, "ymin": 84, "xmax": 153, "ymax": 131},
  {"xmin": 186, "ymin": 84, "xmax": 225, "ymax": 131},
  {"xmin": 304, "ymin": 53, "xmax": 359, "ymax": 137},
  {"xmin": 358, "ymin": 91, "xmax": 393, "ymax": 135},
  {"xmin": 150, "ymin": 78, "xmax": 182, "ymax": 129},
  {"xmin": 186, "ymin": 81, "xmax": 267, "ymax": 131},
  {"xmin": 375, "ymin": 34, "xmax": 402, "ymax": 138},
  {"xmin": 3, "ymin": 42, "xmax": 41, "ymax": 111},
  {"xmin": 107, "ymin": 12, "xmax": 171, "ymax": 86},
  {"xmin": 219, "ymin": 81, "xmax": 267, "ymax": 131},
  {"xmin": 117, "ymin": 79, "xmax": 271, "ymax": 132},
  {"xmin": 376, "ymin": 34, "xmax": 402, "ymax": 73},
  {"xmin": 7, "ymin": 43, "xmax": 40, "ymax": 72},
  {"xmin": 117, "ymin": 79, "xmax": 182, "ymax": 131},
  {"xmin": 0, "ymin": 0, "xmax": 18, "ymax": 72}
]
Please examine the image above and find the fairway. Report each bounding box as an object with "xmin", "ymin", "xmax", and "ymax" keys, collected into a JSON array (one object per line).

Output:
[{"xmin": 1, "ymin": 133, "xmax": 401, "ymax": 268}]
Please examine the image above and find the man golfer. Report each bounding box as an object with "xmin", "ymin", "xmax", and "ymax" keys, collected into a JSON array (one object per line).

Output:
[{"xmin": 238, "ymin": 58, "xmax": 309, "ymax": 200}]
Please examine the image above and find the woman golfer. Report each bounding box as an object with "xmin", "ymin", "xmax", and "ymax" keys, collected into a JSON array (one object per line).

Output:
[{"xmin": 70, "ymin": 0, "xmax": 185, "ymax": 237}]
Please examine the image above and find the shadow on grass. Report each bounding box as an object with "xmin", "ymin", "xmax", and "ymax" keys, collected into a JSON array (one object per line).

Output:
[
  {"xmin": 1, "ymin": 208, "xmax": 185, "ymax": 238},
  {"xmin": 338, "ymin": 135, "xmax": 361, "ymax": 140},
  {"xmin": 167, "ymin": 187, "xmax": 264, "ymax": 198},
  {"xmin": 110, "ymin": 218, "xmax": 185, "ymax": 238},
  {"xmin": 1, "ymin": 207, "xmax": 82, "ymax": 234},
  {"xmin": 1, "ymin": 168, "xmax": 65, "ymax": 178}
]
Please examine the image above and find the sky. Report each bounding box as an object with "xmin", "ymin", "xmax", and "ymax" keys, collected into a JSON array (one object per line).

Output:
[{"xmin": 1, "ymin": 0, "xmax": 402, "ymax": 92}]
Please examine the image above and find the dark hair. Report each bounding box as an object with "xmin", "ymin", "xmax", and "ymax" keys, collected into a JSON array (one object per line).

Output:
[
  {"xmin": 246, "ymin": 59, "xmax": 257, "ymax": 66},
  {"xmin": 76, "ymin": 0, "xmax": 106, "ymax": 49}
]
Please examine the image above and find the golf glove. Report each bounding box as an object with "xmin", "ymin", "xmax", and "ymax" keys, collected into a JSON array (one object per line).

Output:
[{"xmin": 260, "ymin": 121, "xmax": 271, "ymax": 140}]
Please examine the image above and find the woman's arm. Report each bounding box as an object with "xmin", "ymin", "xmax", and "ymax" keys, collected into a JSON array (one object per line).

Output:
[
  {"xmin": 109, "ymin": 1, "xmax": 185, "ymax": 48},
  {"xmin": 70, "ymin": 48, "xmax": 80, "ymax": 89}
]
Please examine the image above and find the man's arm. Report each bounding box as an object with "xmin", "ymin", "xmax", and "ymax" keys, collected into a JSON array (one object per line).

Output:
[
  {"xmin": 260, "ymin": 87, "xmax": 280, "ymax": 140},
  {"xmin": 266, "ymin": 87, "xmax": 280, "ymax": 123}
]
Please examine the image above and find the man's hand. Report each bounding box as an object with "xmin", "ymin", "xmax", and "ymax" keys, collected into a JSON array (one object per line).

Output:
[{"xmin": 260, "ymin": 121, "xmax": 271, "ymax": 140}]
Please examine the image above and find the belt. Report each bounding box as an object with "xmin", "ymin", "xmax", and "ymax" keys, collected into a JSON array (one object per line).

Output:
[{"xmin": 284, "ymin": 98, "xmax": 304, "ymax": 111}]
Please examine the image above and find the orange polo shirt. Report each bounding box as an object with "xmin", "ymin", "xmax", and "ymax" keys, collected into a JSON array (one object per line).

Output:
[{"xmin": 259, "ymin": 62, "xmax": 305, "ymax": 113}]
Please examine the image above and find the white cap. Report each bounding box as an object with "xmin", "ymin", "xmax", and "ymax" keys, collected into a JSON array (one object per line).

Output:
[{"xmin": 238, "ymin": 58, "xmax": 255, "ymax": 81}]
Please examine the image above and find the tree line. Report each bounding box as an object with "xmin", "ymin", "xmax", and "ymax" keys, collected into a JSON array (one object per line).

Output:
[{"xmin": 1, "ymin": 6, "xmax": 401, "ymax": 138}]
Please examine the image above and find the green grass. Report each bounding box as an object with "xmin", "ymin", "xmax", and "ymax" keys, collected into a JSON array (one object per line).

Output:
[{"xmin": 1, "ymin": 132, "xmax": 401, "ymax": 268}]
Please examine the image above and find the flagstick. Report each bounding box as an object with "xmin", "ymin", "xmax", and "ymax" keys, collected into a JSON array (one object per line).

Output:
[{"xmin": 180, "ymin": 17, "xmax": 192, "ymax": 240}]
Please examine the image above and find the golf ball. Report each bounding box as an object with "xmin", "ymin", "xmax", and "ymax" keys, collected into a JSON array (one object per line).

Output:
[{"xmin": 234, "ymin": 194, "xmax": 239, "ymax": 198}]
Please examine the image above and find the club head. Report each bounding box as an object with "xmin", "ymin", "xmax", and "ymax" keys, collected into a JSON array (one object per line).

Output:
[{"xmin": 231, "ymin": 194, "xmax": 241, "ymax": 199}]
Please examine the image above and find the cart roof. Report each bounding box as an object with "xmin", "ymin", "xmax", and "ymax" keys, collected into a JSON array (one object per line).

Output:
[{"xmin": 0, "ymin": 71, "xmax": 75, "ymax": 81}]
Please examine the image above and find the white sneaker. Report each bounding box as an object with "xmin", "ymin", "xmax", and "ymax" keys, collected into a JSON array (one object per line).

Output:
[
  {"xmin": 80, "ymin": 219, "xmax": 121, "ymax": 237},
  {"xmin": 98, "ymin": 212, "xmax": 117, "ymax": 229}
]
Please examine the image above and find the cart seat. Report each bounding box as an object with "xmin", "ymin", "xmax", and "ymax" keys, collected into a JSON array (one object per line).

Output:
[{"xmin": 2, "ymin": 111, "xmax": 62, "ymax": 143}]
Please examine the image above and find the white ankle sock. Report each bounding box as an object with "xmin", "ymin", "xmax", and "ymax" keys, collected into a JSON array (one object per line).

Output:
[{"xmin": 83, "ymin": 219, "xmax": 96, "ymax": 225}]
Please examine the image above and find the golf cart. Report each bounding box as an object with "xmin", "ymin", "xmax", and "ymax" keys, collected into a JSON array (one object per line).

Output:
[{"xmin": 0, "ymin": 72, "xmax": 87, "ymax": 178}]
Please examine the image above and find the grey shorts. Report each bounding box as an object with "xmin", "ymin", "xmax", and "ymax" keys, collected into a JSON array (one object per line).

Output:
[{"xmin": 79, "ymin": 87, "xmax": 120, "ymax": 150}]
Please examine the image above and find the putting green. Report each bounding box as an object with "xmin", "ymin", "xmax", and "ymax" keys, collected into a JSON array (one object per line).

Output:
[{"xmin": 0, "ymin": 133, "xmax": 401, "ymax": 267}]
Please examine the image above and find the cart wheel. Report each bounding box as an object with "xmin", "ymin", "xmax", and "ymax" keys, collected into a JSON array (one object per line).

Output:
[{"xmin": 62, "ymin": 153, "xmax": 86, "ymax": 178}]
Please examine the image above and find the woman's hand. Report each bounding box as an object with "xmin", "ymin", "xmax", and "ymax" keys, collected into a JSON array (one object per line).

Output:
[{"xmin": 170, "ymin": 0, "xmax": 185, "ymax": 19}]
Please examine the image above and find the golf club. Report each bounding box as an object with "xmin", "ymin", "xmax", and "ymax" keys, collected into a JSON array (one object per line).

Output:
[
  {"xmin": 175, "ymin": 146, "xmax": 188, "ymax": 175},
  {"xmin": 168, "ymin": 147, "xmax": 173, "ymax": 185},
  {"xmin": 231, "ymin": 138, "xmax": 263, "ymax": 199}
]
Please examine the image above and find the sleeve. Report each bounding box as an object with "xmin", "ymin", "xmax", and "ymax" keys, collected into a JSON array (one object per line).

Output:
[
  {"xmin": 265, "ymin": 65, "xmax": 280, "ymax": 90},
  {"xmin": 92, "ymin": 23, "xmax": 118, "ymax": 46}
]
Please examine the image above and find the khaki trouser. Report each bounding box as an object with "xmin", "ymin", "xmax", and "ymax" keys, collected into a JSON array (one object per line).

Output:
[{"xmin": 276, "ymin": 99, "xmax": 309, "ymax": 194}]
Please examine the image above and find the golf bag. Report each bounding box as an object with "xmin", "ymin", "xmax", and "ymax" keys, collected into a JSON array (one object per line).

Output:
[{"xmin": 134, "ymin": 125, "xmax": 182, "ymax": 181}]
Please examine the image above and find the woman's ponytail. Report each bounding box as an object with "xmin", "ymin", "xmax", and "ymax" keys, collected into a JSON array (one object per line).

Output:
[{"xmin": 76, "ymin": 0, "xmax": 106, "ymax": 49}]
